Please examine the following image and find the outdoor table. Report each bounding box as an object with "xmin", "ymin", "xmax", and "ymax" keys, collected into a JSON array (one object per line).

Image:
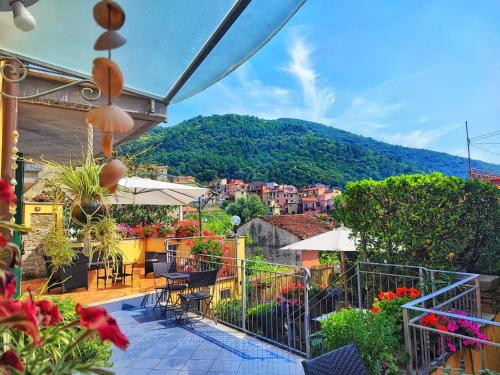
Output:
[{"xmin": 158, "ymin": 272, "xmax": 190, "ymax": 311}]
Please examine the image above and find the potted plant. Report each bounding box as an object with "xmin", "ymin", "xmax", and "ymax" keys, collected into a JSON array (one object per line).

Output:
[
  {"xmin": 43, "ymin": 155, "xmax": 109, "ymax": 226},
  {"xmin": 190, "ymin": 237, "xmax": 223, "ymax": 270}
]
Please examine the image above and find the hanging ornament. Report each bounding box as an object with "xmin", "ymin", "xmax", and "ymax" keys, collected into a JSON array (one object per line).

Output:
[
  {"xmin": 93, "ymin": 0, "xmax": 125, "ymax": 30},
  {"xmin": 86, "ymin": 104, "xmax": 133, "ymax": 134},
  {"xmin": 99, "ymin": 159, "xmax": 127, "ymax": 194},
  {"xmin": 102, "ymin": 134, "xmax": 113, "ymax": 158},
  {"xmin": 90, "ymin": 0, "xmax": 133, "ymax": 159},
  {"xmin": 94, "ymin": 30, "xmax": 126, "ymax": 51},
  {"xmin": 91, "ymin": 58, "xmax": 123, "ymax": 98}
]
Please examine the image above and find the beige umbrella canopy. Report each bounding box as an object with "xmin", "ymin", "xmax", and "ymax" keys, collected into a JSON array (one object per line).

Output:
[
  {"xmin": 280, "ymin": 227, "xmax": 358, "ymax": 273},
  {"xmin": 108, "ymin": 176, "xmax": 207, "ymax": 206}
]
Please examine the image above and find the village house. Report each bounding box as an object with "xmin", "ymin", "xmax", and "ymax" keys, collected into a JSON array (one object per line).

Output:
[{"xmin": 237, "ymin": 214, "xmax": 333, "ymax": 267}]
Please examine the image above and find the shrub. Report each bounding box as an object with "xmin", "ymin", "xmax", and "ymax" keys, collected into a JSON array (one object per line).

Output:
[
  {"xmin": 214, "ymin": 299, "xmax": 241, "ymax": 326},
  {"xmin": 51, "ymin": 297, "xmax": 113, "ymax": 367},
  {"xmin": 336, "ymin": 173, "xmax": 499, "ymax": 274},
  {"xmin": 319, "ymin": 308, "xmax": 404, "ymax": 374}
]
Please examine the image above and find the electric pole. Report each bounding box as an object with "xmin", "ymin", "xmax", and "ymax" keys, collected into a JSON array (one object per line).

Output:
[{"xmin": 465, "ymin": 121, "xmax": 472, "ymax": 179}]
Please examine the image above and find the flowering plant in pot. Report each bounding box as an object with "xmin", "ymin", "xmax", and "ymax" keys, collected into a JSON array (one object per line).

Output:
[
  {"xmin": 175, "ymin": 220, "xmax": 199, "ymax": 238},
  {"xmin": 0, "ymin": 179, "xmax": 129, "ymax": 374},
  {"xmin": 190, "ymin": 236, "xmax": 224, "ymax": 269}
]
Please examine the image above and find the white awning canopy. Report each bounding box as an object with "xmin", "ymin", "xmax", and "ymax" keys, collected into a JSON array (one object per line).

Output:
[
  {"xmin": 0, "ymin": 0, "xmax": 306, "ymax": 103},
  {"xmin": 109, "ymin": 176, "xmax": 207, "ymax": 206},
  {"xmin": 280, "ymin": 227, "xmax": 358, "ymax": 252}
]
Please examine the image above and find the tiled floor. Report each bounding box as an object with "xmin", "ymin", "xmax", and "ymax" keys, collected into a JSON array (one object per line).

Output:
[{"xmin": 110, "ymin": 307, "xmax": 304, "ymax": 375}]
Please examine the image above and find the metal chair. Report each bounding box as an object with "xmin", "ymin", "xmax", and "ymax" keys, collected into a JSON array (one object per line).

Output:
[
  {"xmin": 152, "ymin": 261, "xmax": 185, "ymax": 315},
  {"xmin": 301, "ymin": 344, "xmax": 367, "ymax": 375},
  {"xmin": 114, "ymin": 257, "xmax": 135, "ymax": 286},
  {"xmin": 175, "ymin": 269, "xmax": 218, "ymax": 325},
  {"xmin": 145, "ymin": 252, "xmax": 167, "ymax": 276}
]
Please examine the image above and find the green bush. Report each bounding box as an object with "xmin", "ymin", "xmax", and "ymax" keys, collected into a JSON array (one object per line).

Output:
[
  {"xmin": 214, "ymin": 299, "xmax": 242, "ymax": 326},
  {"xmin": 319, "ymin": 309, "xmax": 405, "ymax": 374},
  {"xmin": 336, "ymin": 173, "xmax": 500, "ymax": 274},
  {"xmin": 50, "ymin": 297, "xmax": 113, "ymax": 367}
]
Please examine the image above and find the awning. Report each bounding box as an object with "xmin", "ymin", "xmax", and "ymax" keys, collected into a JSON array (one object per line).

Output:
[
  {"xmin": 109, "ymin": 176, "xmax": 207, "ymax": 206},
  {"xmin": 0, "ymin": 0, "xmax": 306, "ymax": 103},
  {"xmin": 280, "ymin": 227, "xmax": 358, "ymax": 252}
]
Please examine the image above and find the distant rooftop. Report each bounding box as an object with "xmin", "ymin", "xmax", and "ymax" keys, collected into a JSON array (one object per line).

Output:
[{"xmin": 260, "ymin": 214, "xmax": 333, "ymax": 240}]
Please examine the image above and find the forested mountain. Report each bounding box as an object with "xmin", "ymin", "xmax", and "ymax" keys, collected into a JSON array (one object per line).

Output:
[{"xmin": 118, "ymin": 114, "xmax": 500, "ymax": 187}]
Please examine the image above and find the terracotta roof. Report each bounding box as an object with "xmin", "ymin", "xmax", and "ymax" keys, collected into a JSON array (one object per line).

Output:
[{"xmin": 259, "ymin": 214, "xmax": 333, "ymax": 240}]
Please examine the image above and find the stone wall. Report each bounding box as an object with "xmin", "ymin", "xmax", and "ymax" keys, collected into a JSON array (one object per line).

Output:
[
  {"xmin": 22, "ymin": 213, "xmax": 52, "ymax": 278},
  {"xmin": 237, "ymin": 217, "xmax": 302, "ymax": 265},
  {"xmin": 480, "ymin": 274, "xmax": 499, "ymax": 315}
]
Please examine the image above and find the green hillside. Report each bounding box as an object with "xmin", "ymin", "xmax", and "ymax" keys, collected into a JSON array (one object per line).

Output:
[{"xmin": 118, "ymin": 114, "xmax": 500, "ymax": 187}]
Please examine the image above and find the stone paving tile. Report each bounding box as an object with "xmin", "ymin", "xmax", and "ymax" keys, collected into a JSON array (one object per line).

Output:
[{"xmin": 110, "ymin": 307, "xmax": 303, "ymax": 375}]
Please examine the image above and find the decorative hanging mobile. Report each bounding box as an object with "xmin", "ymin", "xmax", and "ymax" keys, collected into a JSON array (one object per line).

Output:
[{"xmin": 86, "ymin": 0, "xmax": 131, "ymax": 193}]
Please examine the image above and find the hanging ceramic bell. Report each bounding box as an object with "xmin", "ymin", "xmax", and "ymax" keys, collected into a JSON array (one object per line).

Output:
[
  {"xmin": 93, "ymin": 0, "xmax": 125, "ymax": 30},
  {"xmin": 102, "ymin": 133, "xmax": 113, "ymax": 157},
  {"xmin": 92, "ymin": 57, "xmax": 123, "ymax": 98},
  {"xmin": 99, "ymin": 159, "xmax": 127, "ymax": 194},
  {"xmin": 94, "ymin": 30, "xmax": 126, "ymax": 51},
  {"xmin": 86, "ymin": 104, "xmax": 134, "ymax": 134}
]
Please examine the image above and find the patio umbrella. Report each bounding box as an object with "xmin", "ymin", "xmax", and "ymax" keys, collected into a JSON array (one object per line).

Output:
[
  {"xmin": 108, "ymin": 176, "xmax": 207, "ymax": 206},
  {"xmin": 280, "ymin": 227, "xmax": 358, "ymax": 274}
]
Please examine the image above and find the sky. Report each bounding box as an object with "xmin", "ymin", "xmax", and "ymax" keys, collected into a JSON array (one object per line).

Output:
[{"xmin": 168, "ymin": 0, "xmax": 500, "ymax": 165}]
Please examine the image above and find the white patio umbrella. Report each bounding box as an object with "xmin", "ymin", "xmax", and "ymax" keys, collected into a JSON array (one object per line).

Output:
[
  {"xmin": 280, "ymin": 227, "xmax": 358, "ymax": 273},
  {"xmin": 108, "ymin": 176, "xmax": 207, "ymax": 206}
]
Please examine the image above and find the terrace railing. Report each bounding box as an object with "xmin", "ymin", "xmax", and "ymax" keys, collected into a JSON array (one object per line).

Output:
[{"xmin": 164, "ymin": 249, "xmax": 499, "ymax": 373}]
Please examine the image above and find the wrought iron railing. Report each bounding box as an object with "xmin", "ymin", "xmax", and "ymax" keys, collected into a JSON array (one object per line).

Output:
[{"xmin": 163, "ymin": 250, "xmax": 499, "ymax": 372}]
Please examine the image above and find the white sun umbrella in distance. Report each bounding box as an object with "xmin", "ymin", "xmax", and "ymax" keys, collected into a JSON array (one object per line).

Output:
[
  {"xmin": 280, "ymin": 227, "xmax": 358, "ymax": 273},
  {"xmin": 108, "ymin": 176, "xmax": 207, "ymax": 206}
]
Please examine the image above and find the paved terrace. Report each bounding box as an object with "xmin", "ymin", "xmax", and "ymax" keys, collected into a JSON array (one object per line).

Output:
[{"xmin": 110, "ymin": 307, "xmax": 304, "ymax": 375}]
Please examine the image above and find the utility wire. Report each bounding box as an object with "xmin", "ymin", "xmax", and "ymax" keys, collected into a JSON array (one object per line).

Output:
[
  {"xmin": 470, "ymin": 129, "xmax": 500, "ymax": 142},
  {"xmin": 470, "ymin": 145, "xmax": 500, "ymax": 157}
]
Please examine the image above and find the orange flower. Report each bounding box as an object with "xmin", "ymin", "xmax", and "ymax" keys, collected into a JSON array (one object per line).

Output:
[
  {"xmin": 421, "ymin": 313, "xmax": 438, "ymax": 327},
  {"xmin": 437, "ymin": 324, "xmax": 448, "ymax": 332},
  {"xmin": 370, "ymin": 307, "xmax": 381, "ymax": 313},
  {"xmin": 378, "ymin": 291, "xmax": 396, "ymax": 301}
]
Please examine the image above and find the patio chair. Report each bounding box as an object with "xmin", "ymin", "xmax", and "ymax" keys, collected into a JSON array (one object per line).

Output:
[
  {"xmin": 114, "ymin": 256, "xmax": 136, "ymax": 286},
  {"xmin": 152, "ymin": 261, "xmax": 185, "ymax": 315},
  {"xmin": 145, "ymin": 252, "xmax": 167, "ymax": 276},
  {"xmin": 175, "ymin": 269, "xmax": 218, "ymax": 326},
  {"xmin": 44, "ymin": 253, "xmax": 88, "ymax": 293},
  {"xmin": 301, "ymin": 344, "xmax": 366, "ymax": 375}
]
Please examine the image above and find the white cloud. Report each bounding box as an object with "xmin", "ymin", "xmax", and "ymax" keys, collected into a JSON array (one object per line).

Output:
[
  {"xmin": 208, "ymin": 35, "xmax": 335, "ymax": 123},
  {"xmin": 382, "ymin": 124, "xmax": 461, "ymax": 149},
  {"xmin": 284, "ymin": 37, "xmax": 335, "ymax": 123}
]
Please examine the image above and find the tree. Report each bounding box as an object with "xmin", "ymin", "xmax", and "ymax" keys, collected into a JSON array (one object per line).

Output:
[
  {"xmin": 225, "ymin": 195, "xmax": 269, "ymax": 223},
  {"xmin": 335, "ymin": 173, "xmax": 499, "ymax": 275}
]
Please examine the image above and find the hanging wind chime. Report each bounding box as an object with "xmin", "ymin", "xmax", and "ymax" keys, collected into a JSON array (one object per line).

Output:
[{"xmin": 86, "ymin": 0, "xmax": 130, "ymax": 193}]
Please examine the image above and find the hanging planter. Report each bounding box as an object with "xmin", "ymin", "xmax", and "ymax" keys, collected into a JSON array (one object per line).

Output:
[{"xmin": 71, "ymin": 199, "xmax": 106, "ymax": 225}]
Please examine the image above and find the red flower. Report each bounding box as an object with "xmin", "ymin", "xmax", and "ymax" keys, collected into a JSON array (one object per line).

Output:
[
  {"xmin": 409, "ymin": 288, "xmax": 421, "ymax": 298},
  {"xmin": 0, "ymin": 299, "xmax": 40, "ymax": 346},
  {"xmin": 421, "ymin": 313, "xmax": 438, "ymax": 327},
  {"xmin": 35, "ymin": 299, "xmax": 62, "ymax": 327},
  {"xmin": 0, "ymin": 235, "xmax": 6, "ymax": 248},
  {"xmin": 0, "ymin": 179, "xmax": 16, "ymax": 206},
  {"xmin": 370, "ymin": 307, "xmax": 381, "ymax": 313},
  {"xmin": 378, "ymin": 291, "xmax": 396, "ymax": 301},
  {"xmin": 76, "ymin": 303, "xmax": 129, "ymax": 350},
  {"xmin": 0, "ymin": 349, "xmax": 24, "ymax": 374},
  {"xmin": 0, "ymin": 270, "xmax": 16, "ymax": 300},
  {"xmin": 437, "ymin": 324, "xmax": 448, "ymax": 332}
]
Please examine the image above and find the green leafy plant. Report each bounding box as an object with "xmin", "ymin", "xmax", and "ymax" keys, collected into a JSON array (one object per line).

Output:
[
  {"xmin": 214, "ymin": 299, "xmax": 241, "ymax": 326},
  {"xmin": 190, "ymin": 236, "xmax": 224, "ymax": 268},
  {"xmin": 225, "ymin": 195, "xmax": 269, "ymax": 223},
  {"xmin": 319, "ymin": 251, "xmax": 338, "ymax": 264},
  {"xmin": 319, "ymin": 308, "xmax": 405, "ymax": 374},
  {"xmin": 91, "ymin": 217, "xmax": 123, "ymax": 269},
  {"xmin": 336, "ymin": 173, "xmax": 499, "ymax": 275}
]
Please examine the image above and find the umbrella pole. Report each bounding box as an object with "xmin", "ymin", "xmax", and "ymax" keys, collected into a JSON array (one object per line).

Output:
[{"xmin": 341, "ymin": 251, "xmax": 349, "ymax": 307}]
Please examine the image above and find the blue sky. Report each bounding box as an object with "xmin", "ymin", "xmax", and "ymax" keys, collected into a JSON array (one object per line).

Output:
[{"xmin": 169, "ymin": 0, "xmax": 500, "ymax": 165}]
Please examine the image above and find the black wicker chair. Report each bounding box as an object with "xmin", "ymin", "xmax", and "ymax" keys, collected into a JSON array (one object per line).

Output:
[
  {"xmin": 45, "ymin": 253, "xmax": 88, "ymax": 293},
  {"xmin": 152, "ymin": 261, "xmax": 185, "ymax": 314},
  {"xmin": 175, "ymin": 269, "xmax": 218, "ymax": 325},
  {"xmin": 302, "ymin": 344, "xmax": 366, "ymax": 375},
  {"xmin": 145, "ymin": 252, "xmax": 167, "ymax": 276}
]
